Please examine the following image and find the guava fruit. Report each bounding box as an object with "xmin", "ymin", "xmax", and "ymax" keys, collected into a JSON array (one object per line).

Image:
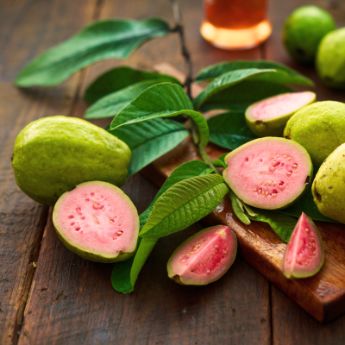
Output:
[
  {"xmin": 223, "ymin": 137, "xmax": 312, "ymax": 210},
  {"xmin": 167, "ymin": 225, "xmax": 237, "ymax": 286},
  {"xmin": 283, "ymin": 212, "xmax": 324, "ymax": 279},
  {"xmin": 312, "ymin": 143, "xmax": 345, "ymax": 224},
  {"xmin": 284, "ymin": 101, "xmax": 345, "ymax": 166},
  {"xmin": 52, "ymin": 181, "xmax": 139, "ymax": 262},
  {"xmin": 317, "ymin": 28, "xmax": 345, "ymax": 89},
  {"xmin": 12, "ymin": 116, "xmax": 131, "ymax": 205},
  {"xmin": 245, "ymin": 91, "xmax": 316, "ymax": 137},
  {"xmin": 283, "ymin": 5, "xmax": 335, "ymax": 64}
]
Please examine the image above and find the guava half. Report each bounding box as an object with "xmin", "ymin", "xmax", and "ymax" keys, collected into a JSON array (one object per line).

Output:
[
  {"xmin": 167, "ymin": 225, "xmax": 237, "ymax": 286},
  {"xmin": 52, "ymin": 181, "xmax": 139, "ymax": 263},
  {"xmin": 245, "ymin": 91, "xmax": 316, "ymax": 136},
  {"xmin": 223, "ymin": 137, "xmax": 313, "ymax": 210},
  {"xmin": 283, "ymin": 212, "xmax": 324, "ymax": 279}
]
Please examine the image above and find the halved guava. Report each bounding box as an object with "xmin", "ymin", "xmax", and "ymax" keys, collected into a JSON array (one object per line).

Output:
[
  {"xmin": 245, "ymin": 91, "xmax": 316, "ymax": 136},
  {"xmin": 283, "ymin": 212, "xmax": 324, "ymax": 279},
  {"xmin": 52, "ymin": 181, "xmax": 139, "ymax": 263},
  {"xmin": 167, "ymin": 225, "xmax": 237, "ymax": 286},
  {"xmin": 223, "ymin": 137, "xmax": 313, "ymax": 210}
]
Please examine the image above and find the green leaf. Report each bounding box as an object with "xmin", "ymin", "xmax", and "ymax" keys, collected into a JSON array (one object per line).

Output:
[
  {"xmin": 109, "ymin": 118, "xmax": 189, "ymax": 175},
  {"xmin": 16, "ymin": 18, "xmax": 170, "ymax": 87},
  {"xmin": 230, "ymin": 192, "xmax": 251, "ymax": 225},
  {"xmin": 85, "ymin": 66, "xmax": 179, "ymax": 104},
  {"xmin": 140, "ymin": 174, "xmax": 229, "ymax": 238},
  {"xmin": 200, "ymin": 81, "xmax": 291, "ymax": 112},
  {"xmin": 280, "ymin": 187, "xmax": 335, "ymax": 223},
  {"xmin": 110, "ymin": 82, "xmax": 209, "ymax": 150},
  {"xmin": 112, "ymin": 160, "xmax": 213, "ymax": 294},
  {"xmin": 196, "ymin": 60, "xmax": 313, "ymax": 86},
  {"xmin": 194, "ymin": 68, "xmax": 306, "ymax": 110},
  {"xmin": 248, "ymin": 211, "xmax": 296, "ymax": 243},
  {"xmin": 111, "ymin": 237, "xmax": 157, "ymax": 294},
  {"xmin": 208, "ymin": 112, "xmax": 256, "ymax": 150},
  {"xmin": 85, "ymin": 80, "xmax": 158, "ymax": 119}
]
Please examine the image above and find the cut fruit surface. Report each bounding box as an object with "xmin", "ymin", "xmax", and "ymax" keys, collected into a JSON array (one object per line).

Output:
[
  {"xmin": 167, "ymin": 225, "xmax": 237, "ymax": 286},
  {"xmin": 52, "ymin": 181, "xmax": 139, "ymax": 262},
  {"xmin": 223, "ymin": 137, "xmax": 312, "ymax": 210},
  {"xmin": 245, "ymin": 91, "xmax": 316, "ymax": 136},
  {"xmin": 283, "ymin": 213, "xmax": 324, "ymax": 279}
]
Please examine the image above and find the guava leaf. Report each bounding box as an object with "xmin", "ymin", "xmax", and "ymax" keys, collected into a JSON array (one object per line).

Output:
[
  {"xmin": 109, "ymin": 118, "xmax": 189, "ymax": 175},
  {"xmin": 196, "ymin": 60, "xmax": 314, "ymax": 86},
  {"xmin": 85, "ymin": 66, "xmax": 179, "ymax": 104},
  {"xmin": 85, "ymin": 80, "xmax": 162, "ymax": 120},
  {"xmin": 194, "ymin": 68, "xmax": 306, "ymax": 110},
  {"xmin": 229, "ymin": 192, "xmax": 251, "ymax": 225},
  {"xmin": 111, "ymin": 237, "xmax": 157, "ymax": 294},
  {"xmin": 199, "ymin": 81, "xmax": 291, "ymax": 112},
  {"xmin": 208, "ymin": 112, "xmax": 256, "ymax": 150},
  {"xmin": 111, "ymin": 160, "xmax": 213, "ymax": 294},
  {"xmin": 15, "ymin": 18, "xmax": 170, "ymax": 87},
  {"xmin": 140, "ymin": 174, "xmax": 229, "ymax": 238},
  {"xmin": 109, "ymin": 82, "xmax": 209, "ymax": 151}
]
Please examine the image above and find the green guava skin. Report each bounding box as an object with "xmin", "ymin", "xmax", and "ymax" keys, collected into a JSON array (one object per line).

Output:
[
  {"xmin": 12, "ymin": 116, "xmax": 131, "ymax": 205},
  {"xmin": 245, "ymin": 92, "xmax": 316, "ymax": 137},
  {"xmin": 283, "ymin": 5, "xmax": 336, "ymax": 64},
  {"xmin": 312, "ymin": 144, "xmax": 345, "ymax": 224},
  {"xmin": 284, "ymin": 101, "xmax": 345, "ymax": 166},
  {"xmin": 317, "ymin": 28, "xmax": 345, "ymax": 89},
  {"xmin": 52, "ymin": 181, "xmax": 139, "ymax": 263}
]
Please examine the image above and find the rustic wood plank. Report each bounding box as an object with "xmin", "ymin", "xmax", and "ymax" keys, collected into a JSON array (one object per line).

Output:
[
  {"xmin": 17, "ymin": 1, "xmax": 271, "ymax": 344},
  {"xmin": 0, "ymin": 1, "xmax": 99, "ymax": 344}
]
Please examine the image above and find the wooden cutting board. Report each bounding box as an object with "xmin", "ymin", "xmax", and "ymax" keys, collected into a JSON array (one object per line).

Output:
[{"xmin": 143, "ymin": 64, "xmax": 345, "ymax": 323}]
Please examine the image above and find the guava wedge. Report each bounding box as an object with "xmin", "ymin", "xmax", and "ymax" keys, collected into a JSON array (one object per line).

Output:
[
  {"xmin": 245, "ymin": 91, "xmax": 316, "ymax": 136},
  {"xmin": 52, "ymin": 181, "xmax": 139, "ymax": 263},
  {"xmin": 167, "ymin": 225, "xmax": 237, "ymax": 286},
  {"xmin": 12, "ymin": 116, "xmax": 131, "ymax": 205},
  {"xmin": 283, "ymin": 213, "xmax": 324, "ymax": 279},
  {"xmin": 223, "ymin": 137, "xmax": 313, "ymax": 210}
]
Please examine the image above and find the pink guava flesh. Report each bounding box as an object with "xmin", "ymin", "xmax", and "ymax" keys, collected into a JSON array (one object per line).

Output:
[
  {"xmin": 52, "ymin": 181, "xmax": 139, "ymax": 262},
  {"xmin": 246, "ymin": 91, "xmax": 315, "ymax": 122},
  {"xmin": 167, "ymin": 225, "xmax": 237, "ymax": 286},
  {"xmin": 223, "ymin": 137, "xmax": 312, "ymax": 210},
  {"xmin": 283, "ymin": 213, "xmax": 324, "ymax": 279}
]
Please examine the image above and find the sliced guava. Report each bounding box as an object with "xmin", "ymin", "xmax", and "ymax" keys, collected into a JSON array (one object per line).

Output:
[
  {"xmin": 52, "ymin": 181, "xmax": 139, "ymax": 263},
  {"xmin": 223, "ymin": 137, "xmax": 313, "ymax": 210},
  {"xmin": 283, "ymin": 212, "xmax": 324, "ymax": 279},
  {"xmin": 167, "ymin": 225, "xmax": 237, "ymax": 286},
  {"xmin": 245, "ymin": 91, "xmax": 316, "ymax": 136}
]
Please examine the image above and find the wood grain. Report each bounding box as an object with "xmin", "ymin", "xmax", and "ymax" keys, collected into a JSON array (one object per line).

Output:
[{"xmin": 0, "ymin": 1, "xmax": 98, "ymax": 344}]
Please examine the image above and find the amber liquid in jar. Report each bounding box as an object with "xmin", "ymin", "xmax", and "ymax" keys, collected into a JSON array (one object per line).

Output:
[{"xmin": 201, "ymin": 0, "xmax": 272, "ymax": 50}]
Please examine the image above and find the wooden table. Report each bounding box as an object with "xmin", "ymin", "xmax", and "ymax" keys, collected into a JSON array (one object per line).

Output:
[{"xmin": 1, "ymin": 0, "xmax": 345, "ymax": 344}]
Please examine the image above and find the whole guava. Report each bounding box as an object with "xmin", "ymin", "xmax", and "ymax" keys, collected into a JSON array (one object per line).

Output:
[
  {"xmin": 284, "ymin": 101, "xmax": 345, "ymax": 166},
  {"xmin": 167, "ymin": 225, "xmax": 237, "ymax": 286},
  {"xmin": 317, "ymin": 28, "xmax": 345, "ymax": 89},
  {"xmin": 283, "ymin": 5, "xmax": 335, "ymax": 64},
  {"xmin": 223, "ymin": 137, "xmax": 312, "ymax": 210},
  {"xmin": 12, "ymin": 116, "xmax": 131, "ymax": 205},
  {"xmin": 312, "ymin": 143, "xmax": 345, "ymax": 224},
  {"xmin": 53, "ymin": 181, "xmax": 139, "ymax": 262}
]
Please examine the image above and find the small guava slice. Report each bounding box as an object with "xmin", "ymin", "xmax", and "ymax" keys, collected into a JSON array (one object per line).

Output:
[
  {"xmin": 52, "ymin": 181, "xmax": 139, "ymax": 263},
  {"xmin": 223, "ymin": 137, "xmax": 313, "ymax": 210},
  {"xmin": 167, "ymin": 225, "xmax": 237, "ymax": 286},
  {"xmin": 283, "ymin": 213, "xmax": 324, "ymax": 279},
  {"xmin": 245, "ymin": 91, "xmax": 316, "ymax": 136}
]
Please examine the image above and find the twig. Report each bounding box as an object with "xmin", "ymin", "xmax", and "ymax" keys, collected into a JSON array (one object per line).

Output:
[{"xmin": 169, "ymin": 0, "xmax": 193, "ymax": 99}]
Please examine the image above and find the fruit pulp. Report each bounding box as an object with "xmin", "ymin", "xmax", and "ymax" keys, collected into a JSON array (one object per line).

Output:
[{"xmin": 201, "ymin": 0, "xmax": 272, "ymax": 50}]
